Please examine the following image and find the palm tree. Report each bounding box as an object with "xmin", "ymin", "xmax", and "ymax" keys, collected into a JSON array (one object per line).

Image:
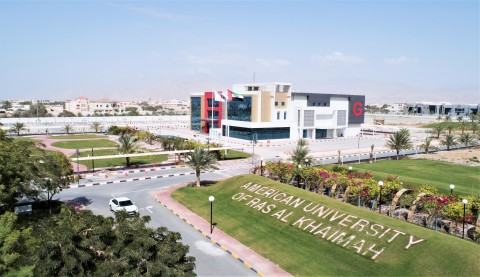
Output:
[
  {"xmin": 297, "ymin": 138, "xmax": 309, "ymax": 148},
  {"xmin": 444, "ymin": 115, "xmax": 452, "ymax": 123},
  {"xmin": 468, "ymin": 113, "xmax": 477, "ymax": 123},
  {"xmin": 432, "ymin": 125, "xmax": 444, "ymax": 139},
  {"xmin": 420, "ymin": 137, "xmax": 436, "ymax": 154},
  {"xmin": 289, "ymin": 139, "xmax": 312, "ymax": 166},
  {"xmin": 459, "ymin": 120, "xmax": 468, "ymax": 134},
  {"xmin": 459, "ymin": 133, "xmax": 475, "ymax": 149},
  {"xmin": 436, "ymin": 115, "xmax": 443, "ymax": 123},
  {"xmin": 10, "ymin": 122, "xmax": 25, "ymax": 136},
  {"xmin": 91, "ymin": 121, "xmax": 102, "ymax": 133},
  {"xmin": 63, "ymin": 124, "xmax": 73, "ymax": 134},
  {"xmin": 471, "ymin": 122, "xmax": 478, "ymax": 135},
  {"xmin": 117, "ymin": 134, "xmax": 140, "ymax": 167},
  {"xmin": 386, "ymin": 129, "xmax": 412, "ymax": 159},
  {"xmin": 441, "ymin": 134, "xmax": 457, "ymax": 151},
  {"xmin": 184, "ymin": 147, "xmax": 219, "ymax": 187},
  {"xmin": 456, "ymin": 116, "xmax": 463, "ymax": 123},
  {"xmin": 445, "ymin": 123, "xmax": 454, "ymax": 135}
]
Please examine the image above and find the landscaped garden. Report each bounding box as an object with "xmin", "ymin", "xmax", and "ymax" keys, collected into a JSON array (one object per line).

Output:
[
  {"xmin": 49, "ymin": 134, "xmax": 106, "ymax": 140},
  {"xmin": 173, "ymin": 174, "xmax": 480, "ymax": 276},
  {"xmin": 322, "ymin": 159, "xmax": 479, "ymax": 195},
  {"xmin": 71, "ymin": 149, "xmax": 168, "ymax": 169},
  {"xmin": 51, "ymin": 139, "xmax": 118, "ymax": 149}
]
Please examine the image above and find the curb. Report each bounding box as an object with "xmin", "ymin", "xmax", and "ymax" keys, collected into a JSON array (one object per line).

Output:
[
  {"xmin": 70, "ymin": 170, "xmax": 214, "ymax": 188},
  {"xmin": 81, "ymin": 165, "xmax": 187, "ymax": 178},
  {"xmin": 158, "ymin": 201, "xmax": 264, "ymax": 277}
]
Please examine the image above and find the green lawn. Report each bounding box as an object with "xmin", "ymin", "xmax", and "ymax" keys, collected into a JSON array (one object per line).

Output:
[
  {"xmin": 172, "ymin": 175, "xmax": 480, "ymax": 276},
  {"xmin": 423, "ymin": 122, "xmax": 475, "ymax": 129},
  {"xmin": 220, "ymin": 149, "xmax": 250, "ymax": 160},
  {"xmin": 50, "ymin": 134, "xmax": 106, "ymax": 139},
  {"xmin": 71, "ymin": 149, "xmax": 168, "ymax": 169},
  {"xmin": 324, "ymin": 159, "xmax": 480, "ymax": 196},
  {"xmin": 52, "ymin": 139, "xmax": 118, "ymax": 149}
]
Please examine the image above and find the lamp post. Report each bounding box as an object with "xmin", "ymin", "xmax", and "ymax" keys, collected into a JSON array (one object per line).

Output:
[
  {"xmin": 76, "ymin": 149, "xmax": 80, "ymax": 185},
  {"xmin": 91, "ymin": 147, "xmax": 95, "ymax": 173},
  {"xmin": 260, "ymin": 157, "xmax": 264, "ymax": 176},
  {"xmin": 462, "ymin": 199, "xmax": 468, "ymax": 239},
  {"xmin": 378, "ymin": 181, "xmax": 384, "ymax": 214},
  {"xmin": 450, "ymin": 184, "xmax": 455, "ymax": 195},
  {"xmin": 209, "ymin": 196, "xmax": 215, "ymax": 234},
  {"xmin": 348, "ymin": 166, "xmax": 352, "ymax": 172},
  {"xmin": 297, "ymin": 164, "xmax": 302, "ymax": 187}
]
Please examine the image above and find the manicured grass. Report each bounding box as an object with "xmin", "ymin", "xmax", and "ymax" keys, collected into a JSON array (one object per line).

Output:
[
  {"xmin": 13, "ymin": 137, "xmax": 39, "ymax": 143},
  {"xmin": 71, "ymin": 149, "xmax": 167, "ymax": 169},
  {"xmin": 50, "ymin": 134, "xmax": 106, "ymax": 139},
  {"xmin": 172, "ymin": 175, "xmax": 480, "ymax": 276},
  {"xmin": 323, "ymin": 159, "xmax": 479, "ymax": 196},
  {"xmin": 52, "ymin": 139, "xmax": 118, "ymax": 149},
  {"xmin": 221, "ymin": 149, "xmax": 250, "ymax": 160}
]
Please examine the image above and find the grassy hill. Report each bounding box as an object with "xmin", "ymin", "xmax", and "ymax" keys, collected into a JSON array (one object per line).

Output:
[{"xmin": 172, "ymin": 175, "xmax": 480, "ymax": 276}]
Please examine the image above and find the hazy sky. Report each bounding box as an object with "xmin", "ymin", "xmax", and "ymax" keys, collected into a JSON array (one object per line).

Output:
[{"xmin": 1, "ymin": 0, "xmax": 478, "ymax": 104}]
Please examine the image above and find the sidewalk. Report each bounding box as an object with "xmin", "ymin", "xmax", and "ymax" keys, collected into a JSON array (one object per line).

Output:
[{"xmin": 155, "ymin": 184, "xmax": 292, "ymax": 277}]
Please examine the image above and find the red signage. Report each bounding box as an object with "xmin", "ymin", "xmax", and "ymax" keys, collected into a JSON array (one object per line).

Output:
[{"xmin": 353, "ymin": 101, "xmax": 363, "ymax": 116}]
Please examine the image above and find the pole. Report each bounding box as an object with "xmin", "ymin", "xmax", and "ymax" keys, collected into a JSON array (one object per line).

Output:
[
  {"xmin": 91, "ymin": 147, "xmax": 95, "ymax": 173},
  {"xmin": 462, "ymin": 202, "xmax": 466, "ymax": 239},
  {"xmin": 211, "ymin": 92, "xmax": 213, "ymax": 135},
  {"xmin": 379, "ymin": 186, "xmax": 382, "ymax": 214},
  {"xmin": 76, "ymin": 149, "xmax": 80, "ymax": 185},
  {"xmin": 210, "ymin": 201, "xmax": 213, "ymax": 234},
  {"xmin": 251, "ymin": 141, "xmax": 255, "ymax": 167},
  {"xmin": 260, "ymin": 159, "xmax": 263, "ymax": 176}
]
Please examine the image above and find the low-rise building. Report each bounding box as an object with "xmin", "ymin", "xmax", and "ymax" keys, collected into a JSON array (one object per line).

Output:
[{"xmin": 190, "ymin": 82, "xmax": 365, "ymax": 140}]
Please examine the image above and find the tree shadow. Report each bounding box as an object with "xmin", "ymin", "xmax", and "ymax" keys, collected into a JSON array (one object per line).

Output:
[
  {"xmin": 200, "ymin": 180, "xmax": 218, "ymax": 187},
  {"xmin": 64, "ymin": 196, "xmax": 93, "ymax": 207}
]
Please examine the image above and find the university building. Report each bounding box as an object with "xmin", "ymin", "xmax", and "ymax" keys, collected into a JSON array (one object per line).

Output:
[{"xmin": 190, "ymin": 82, "xmax": 365, "ymax": 141}]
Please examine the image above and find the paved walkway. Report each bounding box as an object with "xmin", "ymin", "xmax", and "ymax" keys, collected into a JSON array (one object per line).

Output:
[{"xmin": 155, "ymin": 184, "xmax": 292, "ymax": 277}]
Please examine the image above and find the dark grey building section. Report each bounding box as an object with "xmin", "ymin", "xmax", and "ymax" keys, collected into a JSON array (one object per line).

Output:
[{"xmin": 348, "ymin": 95, "xmax": 365, "ymax": 124}]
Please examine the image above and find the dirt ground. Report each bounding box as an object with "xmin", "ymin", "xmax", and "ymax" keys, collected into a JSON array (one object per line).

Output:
[{"xmin": 410, "ymin": 148, "xmax": 480, "ymax": 166}]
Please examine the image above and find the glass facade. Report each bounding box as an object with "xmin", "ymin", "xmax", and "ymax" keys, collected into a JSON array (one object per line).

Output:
[
  {"xmin": 191, "ymin": 97, "xmax": 201, "ymax": 131},
  {"xmin": 227, "ymin": 96, "xmax": 252, "ymax": 121},
  {"xmin": 229, "ymin": 126, "xmax": 290, "ymax": 140},
  {"xmin": 315, "ymin": 129, "xmax": 327, "ymax": 139},
  {"xmin": 207, "ymin": 100, "xmax": 219, "ymax": 107}
]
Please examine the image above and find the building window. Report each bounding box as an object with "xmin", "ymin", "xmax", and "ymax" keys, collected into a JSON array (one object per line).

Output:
[
  {"xmin": 297, "ymin": 110, "xmax": 301, "ymax": 127},
  {"xmin": 277, "ymin": 112, "xmax": 280, "ymax": 120},
  {"xmin": 227, "ymin": 96, "xmax": 252, "ymax": 122},
  {"xmin": 281, "ymin": 102, "xmax": 285, "ymax": 106},
  {"xmin": 190, "ymin": 97, "xmax": 201, "ymax": 131},
  {"xmin": 284, "ymin": 111, "xmax": 287, "ymax": 119},
  {"xmin": 207, "ymin": 99, "xmax": 219, "ymax": 107},
  {"xmin": 275, "ymin": 101, "xmax": 278, "ymax": 106},
  {"xmin": 337, "ymin": 110, "xmax": 347, "ymax": 126},
  {"xmin": 304, "ymin": 110, "xmax": 314, "ymax": 127},
  {"xmin": 229, "ymin": 126, "xmax": 290, "ymax": 140}
]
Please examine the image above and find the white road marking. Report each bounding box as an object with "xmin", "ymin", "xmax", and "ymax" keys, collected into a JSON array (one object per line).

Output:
[
  {"xmin": 145, "ymin": 206, "xmax": 153, "ymax": 214},
  {"xmin": 194, "ymin": 241, "xmax": 226, "ymax": 256}
]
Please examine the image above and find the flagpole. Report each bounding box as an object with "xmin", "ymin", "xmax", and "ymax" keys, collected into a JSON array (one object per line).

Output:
[{"xmin": 211, "ymin": 91, "xmax": 213, "ymax": 137}]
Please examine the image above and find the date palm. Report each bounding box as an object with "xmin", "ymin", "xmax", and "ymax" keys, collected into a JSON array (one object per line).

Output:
[
  {"xmin": 445, "ymin": 124, "xmax": 454, "ymax": 135},
  {"xmin": 63, "ymin": 124, "xmax": 73, "ymax": 134},
  {"xmin": 91, "ymin": 121, "xmax": 102, "ymax": 133},
  {"xmin": 420, "ymin": 137, "xmax": 437, "ymax": 154},
  {"xmin": 184, "ymin": 147, "xmax": 219, "ymax": 187},
  {"xmin": 10, "ymin": 122, "xmax": 25, "ymax": 136},
  {"xmin": 117, "ymin": 134, "xmax": 140, "ymax": 167},
  {"xmin": 441, "ymin": 134, "xmax": 457, "ymax": 151},
  {"xmin": 386, "ymin": 129, "xmax": 412, "ymax": 160},
  {"xmin": 432, "ymin": 125, "xmax": 444, "ymax": 139},
  {"xmin": 459, "ymin": 133, "xmax": 475, "ymax": 149},
  {"xmin": 471, "ymin": 122, "xmax": 478, "ymax": 134}
]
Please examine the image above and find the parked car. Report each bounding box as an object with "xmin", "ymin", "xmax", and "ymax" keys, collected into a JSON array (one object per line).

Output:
[{"xmin": 109, "ymin": 197, "xmax": 139, "ymax": 216}]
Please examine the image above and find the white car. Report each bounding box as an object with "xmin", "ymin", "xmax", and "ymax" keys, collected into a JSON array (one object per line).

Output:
[{"xmin": 109, "ymin": 197, "xmax": 139, "ymax": 216}]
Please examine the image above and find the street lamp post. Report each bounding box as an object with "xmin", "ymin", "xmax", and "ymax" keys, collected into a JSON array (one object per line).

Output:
[
  {"xmin": 209, "ymin": 196, "xmax": 215, "ymax": 234},
  {"xmin": 260, "ymin": 157, "xmax": 264, "ymax": 176},
  {"xmin": 297, "ymin": 165, "xmax": 302, "ymax": 187},
  {"xmin": 378, "ymin": 181, "xmax": 384, "ymax": 214},
  {"xmin": 76, "ymin": 149, "xmax": 80, "ymax": 185},
  {"xmin": 348, "ymin": 166, "xmax": 352, "ymax": 172},
  {"xmin": 450, "ymin": 184, "xmax": 455, "ymax": 195},
  {"xmin": 462, "ymin": 199, "xmax": 468, "ymax": 239},
  {"xmin": 91, "ymin": 147, "xmax": 95, "ymax": 173}
]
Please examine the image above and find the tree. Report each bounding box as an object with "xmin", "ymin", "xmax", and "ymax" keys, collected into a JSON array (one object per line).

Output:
[
  {"xmin": 441, "ymin": 134, "xmax": 457, "ymax": 151},
  {"xmin": 468, "ymin": 113, "xmax": 478, "ymax": 123},
  {"xmin": 386, "ymin": 129, "xmax": 412, "ymax": 159},
  {"xmin": 58, "ymin": 110, "xmax": 76, "ymax": 117},
  {"xmin": 471, "ymin": 122, "xmax": 478, "ymax": 135},
  {"xmin": 117, "ymin": 134, "xmax": 140, "ymax": 167},
  {"xmin": 63, "ymin": 124, "xmax": 73, "ymax": 134},
  {"xmin": 0, "ymin": 139, "xmax": 40, "ymax": 209},
  {"xmin": 90, "ymin": 121, "xmax": 102, "ymax": 133},
  {"xmin": 0, "ymin": 212, "xmax": 38, "ymax": 275},
  {"xmin": 445, "ymin": 123, "xmax": 454, "ymax": 135},
  {"xmin": 459, "ymin": 120, "xmax": 468, "ymax": 134},
  {"xmin": 35, "ymin": 151, "xmax": 73, "ymax": 214},
  {"xmin": 1, "ymin": 101, "xmax": 12, "ymax": 110},
  {"xmin": 10, "ymin": 122, "xmax": 26, "ymax": 136},
  {"xmin": 289, "ymin": 139, "xmax": 312, "ymax": 166},
  {"xmin": 432, "ymin": 125, "xmax": 444, "ymax": 139},
  {"xmin": 459, "ymin": 133, "xmax": 475, "ymax": 149},
  {"xmin": 184, "ymin": 147, "xmax": 219, "ymax": 187},
  {"xmin": 34, "ymin": 207, "xmax": 195, "ymax": 276},
  {"xmin": 436, "ymin": 115, "xmax": 443, "ymax": 123},
  {"xmin": 420, "ymin": 137, "xmax": 436, "ymax": 154}
]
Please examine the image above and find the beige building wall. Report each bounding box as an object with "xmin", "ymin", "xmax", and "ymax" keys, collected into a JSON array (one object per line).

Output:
[
  {"xmin": 275, "ymin": 92, "xmax": 289, "ymax": 108},
  {"xmin": 251, "ymin": 95, "xmax": 259, "ymax": 122},
  {"xmin": 261, "ymin": 91, "xmax": 272, "ymax": 122}
]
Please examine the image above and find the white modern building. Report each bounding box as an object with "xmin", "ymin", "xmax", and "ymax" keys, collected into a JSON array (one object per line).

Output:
[{"xmin": 190, "ymin": 82, "xmax": 365, "ymax": 140}]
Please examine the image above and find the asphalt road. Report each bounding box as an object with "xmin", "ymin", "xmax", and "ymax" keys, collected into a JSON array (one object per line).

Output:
[{"xmin": 57, "ymin": 169, "xmax": 255, "ymax": 276}]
